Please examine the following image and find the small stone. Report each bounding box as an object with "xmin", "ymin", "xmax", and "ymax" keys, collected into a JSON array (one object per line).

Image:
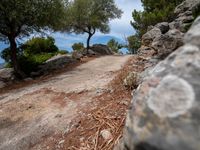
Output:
[
  {"xmin": 100, "ymin": 129, "xmax": 112, "ymax": 140},
  {"xmin": 58, "ymin": 140, "xmax": 65, "ymax": 145}
]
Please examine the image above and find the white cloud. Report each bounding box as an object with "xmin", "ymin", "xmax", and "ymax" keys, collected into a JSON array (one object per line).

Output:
[{"xmin": 108, "ymin": 0, "xmax": 143, "ymax": 39}]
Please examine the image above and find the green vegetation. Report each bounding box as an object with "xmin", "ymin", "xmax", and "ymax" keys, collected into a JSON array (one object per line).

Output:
[
  {"xmin": 64, "ymin": 0, "xmax": 122, "ymax": 50},
  {"xmin": 23, "ymin": 37, "xmax": 58, "ymax": 55},
  {"xmin": 107, "ymin": 39, "xmax": 123, "ymax": 53},
  {"xmin": 127, "ymin": 35, "xmax": 141, "ymax": 54},
  {"xmin": 72, "ymin": 42, "xmax": 85, "ymax": 51},
  {"xmin": 127, "ymin": 0, "xmax": 184, "ymax": 52},
  {"xmin": 1, "ymin": 37, "xmax": 61, "ymax": 75},
  {"xmin": 0, "ymin": 0, "xmax": 67, "ymax": 77},
  {"xmin": 131, "ymin": 0, "xmax": 184, "ymax": 37}
]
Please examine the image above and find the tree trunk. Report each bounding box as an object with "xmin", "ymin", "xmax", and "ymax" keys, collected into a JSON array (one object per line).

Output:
[
  {"xmin": 86, "ymin": 33, "xmax": 93, "ymax": 53},
  {"xmin": 8, "ymin": 36, "xmax": 26, "ymax": 78}
]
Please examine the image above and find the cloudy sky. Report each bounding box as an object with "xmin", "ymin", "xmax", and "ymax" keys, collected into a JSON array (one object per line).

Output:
[{"xmin": 0, "ymin": 0, "xmax": 143, "ymax": 63}]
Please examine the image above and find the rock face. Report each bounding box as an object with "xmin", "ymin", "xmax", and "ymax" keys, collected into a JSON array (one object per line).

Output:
[
  {"xmin": 152, "ymin": 29, "xmax": 184, "ymax": 58},
  {"xmin": 171, "ymin": 0, "xmax": 200, "ymax": 32},
  {"xmin": 174, "ymin": 0, "xmax": 200, "ymax": 14},
  {"xmin": 155, "ymin": 22, "xmax": 170, "ymax": 34},
  {"xmin": 139, "ymin": 0, "xmax": 200, "ymax": 59},
  {"xmin": 115, "ymin": 17, "xmax": 200, "ymax": 150},
  {"xmin": 142, "ymin": 27, "xmax": 162, "ymax": 46}
]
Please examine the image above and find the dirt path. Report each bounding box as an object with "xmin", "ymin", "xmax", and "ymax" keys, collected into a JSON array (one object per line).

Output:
[{"xmin": 0, "ymin": 55, "xmax": 132, "ymax": 150}]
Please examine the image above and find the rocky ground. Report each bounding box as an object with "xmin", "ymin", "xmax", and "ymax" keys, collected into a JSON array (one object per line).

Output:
[{"xmin": 0, "ymin": 55, "xmax": 147, "ymax": 150}]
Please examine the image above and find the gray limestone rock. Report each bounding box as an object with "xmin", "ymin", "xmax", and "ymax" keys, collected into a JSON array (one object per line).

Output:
[
  {"xmin": 116, "ymin": 16, "xmax": 200, "ymax": 150},
  {"xmin": 152, "ymin": 29, "xmax": 184, "ymax": 59},
  {"xmin": 142, "ymin": 27, "xmax": 162, "ymax": 46}
]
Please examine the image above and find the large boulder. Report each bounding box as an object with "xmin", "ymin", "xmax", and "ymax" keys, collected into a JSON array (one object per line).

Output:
[
  {"xmin": 44, "ymin": 54, "xmax": 75, "ymax": 68},
  {"xmin": 0, "ymin": 68, "xmax": 14, "ymax": 81},
  {"xmin": 72, "ymin": 51, "xmax": 84, "ymax": 60},
  {"xmin": 32, "ymin": 54, "xmax": 75, "ymax": 76},
  {"xmin": 142, "ymin": 27, "xmax": 162, "ymax": 46},
  {"xmin": 152, "ymin": 29, "xmax": 184, "ymax": 58},
  {"xmin": 90, "ymin": 44, "xmax": 113, "ymax": 55},
  {"xmin": 115, "ymin": 17, "xmax": 200, "ymax": 150},
  {"xmin": 0, "ymin": 68, "xmax": 14, "ymax": 89}
]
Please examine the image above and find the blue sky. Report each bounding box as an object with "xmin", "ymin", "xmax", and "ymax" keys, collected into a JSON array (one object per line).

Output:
[{"xmin": 0, "ymin": 0, "xmax": 143, "ymax": 63}]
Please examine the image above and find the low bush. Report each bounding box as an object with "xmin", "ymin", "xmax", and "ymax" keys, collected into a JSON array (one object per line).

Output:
[
  {"xmin": 107, "ymin": 39, "xmax": 124, "ymax": 53},
  {"xmin": 72, "ymin": 42, "xmax": 84, "ymax": 51}
]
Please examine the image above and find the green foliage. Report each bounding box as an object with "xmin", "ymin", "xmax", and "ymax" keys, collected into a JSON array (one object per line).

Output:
[
  {"xmin": 127, "ymin": 35, "xmax": 141, "ymax": 54},
  {"xmin": 0, "ymin": 0, "xmax": 67, "ymax": 40},
  {"xmin": 0, "ymin": 48, "xmax": 12, "ymax": 63},
  {"xmin": 72, "ymin": 42, "xmax": 84, "ymax": 51},
  {"xmin": 1, "ymin": 37, "xmax": 60, "ymax": 75},
  {"xmin": 23, "ymin": 37, "xmax": 59, "ymax": 55},
  {"xmin": 0, "ymin": 0, "xmax": 67, "ymax": 76},
  {"xmin": 107, "ymin": 39, "xmax": 123, "ymax": 53},
  {"xmin": 131, "ymin": 0, "xmax": 184, "ymax": 36},
  {"xmin": 0, "ymin": 47, "xmax": 23, "ymax": 64}
]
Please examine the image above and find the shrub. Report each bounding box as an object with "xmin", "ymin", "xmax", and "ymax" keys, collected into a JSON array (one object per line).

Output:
[
  {"xmin": 72, "ymin": 42, "xmax": 84, "ymax": 51},
  {"xmin": 127, "ymin": 35, "xmax": 141, "ymax": 54},
  {"xmin": 107, "ymin": 39, "xmax": 124, "ymax": 53},
  {"xmin": 23, "ymin": 37, "xmax": 59, "ymax": 55}
]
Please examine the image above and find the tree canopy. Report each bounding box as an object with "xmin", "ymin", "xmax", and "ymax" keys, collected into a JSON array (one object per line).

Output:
[
  {"xmin": 0, "ymin": 0, "xmax": 67, "ymax": 77},
  {"xmin": 64, "ymin": 0, "xmax": 122, "ymax": 50},
  {"xmin": 131, "ymin": 0, "xmax": 184, "ymax": 36}
]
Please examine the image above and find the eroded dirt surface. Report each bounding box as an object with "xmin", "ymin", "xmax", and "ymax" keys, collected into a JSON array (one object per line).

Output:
[{"xmin": 0, "ymin": 55, "xmax": 132, "ymax": 150}]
